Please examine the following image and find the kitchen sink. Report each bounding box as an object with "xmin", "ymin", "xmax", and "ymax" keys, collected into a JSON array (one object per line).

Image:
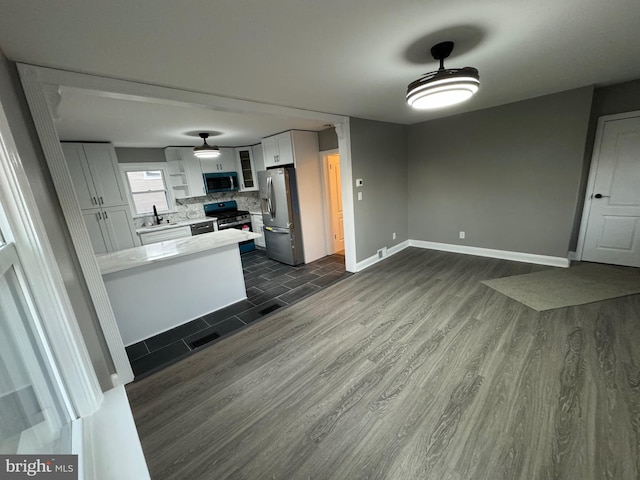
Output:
[{"xmin": 146, "ymin": 222, "xmax": 178, "ymax": 228}]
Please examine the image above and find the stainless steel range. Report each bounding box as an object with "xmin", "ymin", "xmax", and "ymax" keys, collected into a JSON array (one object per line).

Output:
[{"xmin": 204, "ymin": 200, "xmax": 255, "ymax": 253}]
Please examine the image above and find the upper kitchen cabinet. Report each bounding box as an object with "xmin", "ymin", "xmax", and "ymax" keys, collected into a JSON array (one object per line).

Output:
[
  {"xmin": 62, "ymin": 142, "xmax": 127, "ymax": 209},
  {"xmin": 235, "ymin": 146, "xmax": 258, "ymax": 192},
  {"xmin": 163, "ymin": 147, "xmax": 206, "ymax": 198},
  {"xmin": 199, "ymin": 147, "xmax": 236, "ymax": 174},
  {"xmin": 252, "ymin": 143, "xmax": 265, "ymax": 172},
  {"xmin": 262, "ymin": 132, "xmax": 294, "ymax": 168}
]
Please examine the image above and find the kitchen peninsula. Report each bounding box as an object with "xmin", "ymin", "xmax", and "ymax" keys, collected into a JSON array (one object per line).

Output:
[{"xmin": 96, "ymin": 229, "xmax": 260, "ymax": 346}]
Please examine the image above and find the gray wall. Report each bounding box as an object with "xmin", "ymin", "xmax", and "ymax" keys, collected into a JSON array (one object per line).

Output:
[
  {"xmin": 349, "ymin": 118, "xmax": 408, "ymax": 262},
  {"xmin": 0, "ymin": 52, "xmax": 114, "ymax": 390},
  {"xmin": 115, "ymin": 147, "xmax": 166, "ymax": 163},
  {"xmin": 318, "ymin": 127, "xmax": 338, "ymax": 152},
  {"xmin": 408, "ymin": 86, "xmax": 593, "ymax": 258}
]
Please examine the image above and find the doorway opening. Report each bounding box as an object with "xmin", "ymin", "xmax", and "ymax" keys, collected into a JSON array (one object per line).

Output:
[{"xmin": 323, "ymin": 152, "xmax": 345, "ymax": 255}]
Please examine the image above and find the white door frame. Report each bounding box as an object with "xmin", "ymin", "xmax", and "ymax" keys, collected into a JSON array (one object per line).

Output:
[
  {"xmin": 17, "ymin": 64, "xmax": 357, "ymax": 385},
  {"xmin": 575, "ymin": 109, "xmax": 640, "ymax": 261}
]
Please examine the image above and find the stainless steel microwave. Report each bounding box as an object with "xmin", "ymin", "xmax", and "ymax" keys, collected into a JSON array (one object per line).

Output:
[{"xmin": 203, "ymin": 172, "xmax": 239, "ymax": 194}]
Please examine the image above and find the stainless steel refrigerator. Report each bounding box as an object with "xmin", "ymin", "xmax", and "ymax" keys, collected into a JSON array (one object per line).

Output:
[{"xmin": 258, "ymin": 167, "xmax": 305, "ymax": 265}]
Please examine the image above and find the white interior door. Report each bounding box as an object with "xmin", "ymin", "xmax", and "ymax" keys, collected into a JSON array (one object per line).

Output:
[
  {"xmin": 328, "ymin": 154, "xmax": 344, "ymax": 253},
  {"xmin": 580, "ymin": 114, "xmax": 640, "ymax": 267}
]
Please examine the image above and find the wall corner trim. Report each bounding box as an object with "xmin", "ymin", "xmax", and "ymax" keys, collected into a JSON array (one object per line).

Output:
[
  {"xmin": 355, "ymin": 240, "xmax": 409, "ymax": 272},
  {"xmin": 409, "ymin": 240, "xmax": 570, "ymax": 268}
]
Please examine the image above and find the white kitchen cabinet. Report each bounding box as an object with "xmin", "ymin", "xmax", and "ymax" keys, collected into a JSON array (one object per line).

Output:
[
  {"xmin": 285, "ymin": 131, "xmax": 325, "ymax": 263},
  {"xmin": 199, "ymin": 147, "xmax": 236, "ymax": 173},
  {"xmin": 250, "ymin": 213, "xmax": 265, "ymax": 248},
  {"xmin": 62, "ymin": 142, "xmax": 128, "ymax": 209},
  {"xmin": 262, "ymin": 131, "xmax": 295, "ymax": 168},
  {"xmin": 235, "ymin": 147, "xmax": 258, "ymax": 191},
  {"xmin": 83, "ymin": 209, "xmax": 110, "ymax": 254},
  {"xmin": 163, "ymin": 147, "xmax": 206, "ymax": 198},
  {"xmin": 83, "ymin": 205, "xmax": 137, "ymax": 254},
  {"xmin": 63, "ymin": 142, "xmax": 138, "ymax": 254},
  {"xmin": 252, "ymin": 143, "xmax": 265, "ymax": 172},
  {"xmin": 103, "ymin": 205, "xmax": 139, "ymax": 251},
  {"xmin": 138, "ymin": 225, "xmax": 191, "ymax": 245}
]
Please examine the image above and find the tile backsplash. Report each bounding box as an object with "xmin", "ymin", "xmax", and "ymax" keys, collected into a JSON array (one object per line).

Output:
[{"xmin": 134, "ymin": 191, "xmax": 261, "ymax": 227}]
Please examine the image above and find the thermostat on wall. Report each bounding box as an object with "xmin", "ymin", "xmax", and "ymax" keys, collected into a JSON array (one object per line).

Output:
[{"xmin": 355, "ymin": 178, "xmax": 363, "ymax": 187}]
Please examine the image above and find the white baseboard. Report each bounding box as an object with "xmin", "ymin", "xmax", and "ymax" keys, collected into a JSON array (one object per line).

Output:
[
  {"xmin": 355, "ymin": 240, "xmax": 409, "ymax": 272},
  {"xmin": 408, "ymin": 240, "xmax": 570, "ymax": 268}
]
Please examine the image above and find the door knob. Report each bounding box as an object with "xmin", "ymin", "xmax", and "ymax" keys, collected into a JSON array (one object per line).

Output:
[{"xmin": 593, "ymin": 193, "xmax": 610, "ymax": 199}]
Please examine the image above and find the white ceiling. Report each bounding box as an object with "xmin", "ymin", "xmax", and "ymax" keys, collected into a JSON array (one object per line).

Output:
[{"xmin": 1, "ymin": 0, "xmax": 640, "ymax": 147}]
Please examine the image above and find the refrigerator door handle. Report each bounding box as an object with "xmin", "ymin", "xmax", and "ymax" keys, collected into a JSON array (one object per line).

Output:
[
  {"xmin": 267, "ymin": 176, "xmax": 275, "ymax": 220},
  {"xmin": 265, "ymin": 226, "xmax": 289, "ymax": 234}
]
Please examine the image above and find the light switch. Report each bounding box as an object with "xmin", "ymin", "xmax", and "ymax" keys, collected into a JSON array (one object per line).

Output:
[
  {"xmin": 358, "ymin": 191, "xmax": 363, "ymax": 201},
  {"xmin": 355, "ymin": 178, "xmax": 363, "ymax": 187}
]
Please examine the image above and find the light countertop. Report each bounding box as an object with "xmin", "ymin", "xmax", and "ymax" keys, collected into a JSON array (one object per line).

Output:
[
  {"xmin": 97, "ymin": 229, "xmax": 260, "ymax": 275},
  {"xmin": 135, "ymin": 217, "xmax": 212, "ymax": 234}
]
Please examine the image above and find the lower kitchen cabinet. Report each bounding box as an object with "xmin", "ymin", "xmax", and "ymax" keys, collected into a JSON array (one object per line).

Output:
[
  {"xmin": 250, "ymin": 213, "xmax": 265, "ymax": 248},
  {"xmin": 138, "ymin": 226, "xmax": 191, "ymax": 245},
  {"xmin": 83, "ymin": 205, "xmax": 138, "ymax": 254}
]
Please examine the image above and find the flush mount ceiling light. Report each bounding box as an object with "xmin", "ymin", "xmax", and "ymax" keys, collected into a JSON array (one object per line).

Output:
[
  {"xmin": 193, "ymin": 132, "xmax": 221, "ymax": 158},
  {"xmin": 406, "ymin": 41, "xmax": 480, "ymax": 110}
]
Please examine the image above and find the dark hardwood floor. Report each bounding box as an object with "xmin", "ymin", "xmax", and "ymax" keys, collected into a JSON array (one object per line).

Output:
[{"xmin": 126, "ymin": 247, "xmax": 640, "ymax": 479}]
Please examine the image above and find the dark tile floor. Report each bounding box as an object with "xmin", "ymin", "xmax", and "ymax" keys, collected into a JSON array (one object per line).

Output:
[{"xmin": 125, "ymin": 249, "xmax": 350, "ymax": 380}]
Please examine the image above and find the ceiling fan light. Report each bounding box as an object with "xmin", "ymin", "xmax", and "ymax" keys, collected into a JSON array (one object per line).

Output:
[
  {"xmin": 193, "ymin": 132, "xmax": 221, "ymax": 158},
  {"xmin": 407, "ymin": 67, "xmax": 480, "ymax": 110},
  {"xmin": 193, "ymin": 145, "xmax": 221, "ymax": 158},
  {"xmin": 409, "ymin": 88, "xmax": 475, "ymax": 110},
  {"xmin": 406, "ymin": 41, "xmax": 479, "ymax": 110}
]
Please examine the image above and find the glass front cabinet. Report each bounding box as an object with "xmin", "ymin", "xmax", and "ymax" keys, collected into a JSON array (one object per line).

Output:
[{"xmin": 235, "ymin": 147, "xmax": 258, "ymax": 192}]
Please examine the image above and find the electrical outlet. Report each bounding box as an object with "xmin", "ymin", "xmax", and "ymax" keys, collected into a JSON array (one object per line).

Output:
[
  {"xmin": 393, "ymin": 232, "xmax": 396, "ymax": 240},
  {"xmin": 459, "ymin": 231, "xmax": 465, "ymax": 239}
]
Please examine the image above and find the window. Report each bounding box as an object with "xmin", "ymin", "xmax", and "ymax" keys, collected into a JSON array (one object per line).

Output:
[
  {"xmin": 0, "ymin": 236, "xmax": 72, "ymax": 455},
  {"xmin": 122, "ymin": 164, "xmax": 173, "ymax": 216}
]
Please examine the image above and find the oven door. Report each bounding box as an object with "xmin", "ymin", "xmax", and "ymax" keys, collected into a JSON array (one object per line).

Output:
[{"xmin": 217, "ymin": 218, "xmax": 255, "ymax": 253}]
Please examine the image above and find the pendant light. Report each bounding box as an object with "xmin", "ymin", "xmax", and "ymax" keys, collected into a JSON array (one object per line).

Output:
[
  {"xmin": 406, "ymin": 41, "xmax": 480, "ymax": 110},
  {"xmin": 193, "ymin": 132, "xmax": 221, "ymax": 158}
]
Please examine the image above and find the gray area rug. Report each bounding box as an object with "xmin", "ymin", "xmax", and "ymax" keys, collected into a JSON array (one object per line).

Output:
[{"xmin": 482, "ymin": 263, "xmax": 640, "ymax": 311}]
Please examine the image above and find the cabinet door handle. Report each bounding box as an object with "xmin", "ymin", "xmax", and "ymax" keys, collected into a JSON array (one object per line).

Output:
[
  {"xmin": 96, "ymin": 212, "xmax": 102, "ymax": 220},
  {"xmin": 103, "ymin": 211, "xmax": 108, "ymax": 219},
  {"xmin": 92, "ymin": 196, "xmax": 97, "ymax": 205},
  {"xmin": 99, "ymin": 196, "xmax": 104, "ymax": 205}
]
